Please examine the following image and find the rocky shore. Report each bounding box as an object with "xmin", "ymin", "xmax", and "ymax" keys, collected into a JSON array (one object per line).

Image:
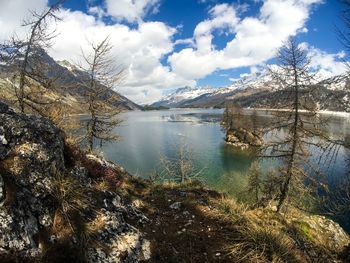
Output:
[{"xmin": 0, "ymin": 102, "xmax": 150, "ymax": 262}]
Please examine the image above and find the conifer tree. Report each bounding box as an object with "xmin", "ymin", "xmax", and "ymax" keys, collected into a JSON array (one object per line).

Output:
[
  {"xmin": 0, "ymin": 1, "xmax": 63, "ymax": 113},
  {"xmin": 262, "ymin": 38, "xmax": 327, "ymax": 211},
  {"xmin": 79, "ymin": 37, "xmax": 124, "ymax": 152}
]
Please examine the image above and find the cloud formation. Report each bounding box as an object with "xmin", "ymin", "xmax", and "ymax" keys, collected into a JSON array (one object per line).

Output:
[
  {"xmin": 0, "ymin": 0, "xmax": 47, "ymax": 40},
  {"xmin": 308, "ymin": 47, "xmax": 347, "ymax": 79},
  {"xmin": 105, "ymin": 0, "xmax": 160, "ymax": 23},
  {"xmin": 0, "ymin": 0, "xmax": 346, "ymax": 104},
  {"xmin": 49, "ymin": 9, "xmax": 194, "ymax": 104},
  {"xmin": 169, "ymin": 0, "xmax": 323, "ymax": 81}
]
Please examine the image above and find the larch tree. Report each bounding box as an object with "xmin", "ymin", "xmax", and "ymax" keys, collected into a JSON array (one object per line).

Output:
[
  {"xmin": 222, "ymin": 102, "xmax": 245, "ymax": 132},
  {"xmin": 79, "ymin": 36, "xmax": 124, "ymax": 152},
  {"xmin": 262, "ymin": 37, "xmax": 328, "ymax": 212},
  {"xmin": 153, "ymin": 138, "xmax": 204, "ymax": 184},
  {"xmin": 245, "ymin": 162, "xmax": 263, "ymax": 206},
  {"xmin": 0, "ymin": 1, "xmax": 63, "ymax": 113},
  {"xmin": 321, "ymin": 0, "xmax": 350, "ymax": 220}
]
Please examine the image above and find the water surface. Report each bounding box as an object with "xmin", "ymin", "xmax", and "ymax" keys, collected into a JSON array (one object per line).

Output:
[{"xmin": 100, "ymin": 108, "xmax": 350, "ymax": 196}]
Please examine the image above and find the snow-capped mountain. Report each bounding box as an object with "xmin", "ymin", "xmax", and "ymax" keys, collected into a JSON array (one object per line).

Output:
[
  {"xmin": 152, "ymin": 71, "xmax": 349, "ymax": 111},
  {"xmin": 152, "ymin": 86, "xmax": 214, "ymax": 108},
  {"xmin": 151, "ymin": 71, "xmax": 276, "ymax": 108}
]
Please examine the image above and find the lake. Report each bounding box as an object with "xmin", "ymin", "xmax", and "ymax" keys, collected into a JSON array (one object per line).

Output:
[
  {"xmin": 99, "ymin": 108, "xmax": 350, "ymax": 197},
  {"xmin": 93, "ymin": 108, "xmax": 350, "ymax": 231}
]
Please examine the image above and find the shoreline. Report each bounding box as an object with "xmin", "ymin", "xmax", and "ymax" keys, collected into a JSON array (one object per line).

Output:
[
  {"xmin": 67, "ymin": 107, "xmax": 350, "ymax": 119},
  {"xmin": 250, "ymin": 108, "xmax": 350, "ymax": 118}
]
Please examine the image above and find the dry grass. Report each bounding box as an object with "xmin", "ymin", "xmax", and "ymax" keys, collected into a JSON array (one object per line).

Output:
[
  {"xmin": 215, "ymin": 197, "xmax": 301, "ymax": 262},
  {"xmin": 217, "ymin": 197, "xmax": 249, "ymax": 221},
  {"xmin": 51, "ymin": 172, "xmax": 90, "ymax": 237},
  {"xmin": 228, "ymin": 224, "xmax": 300, "ymax": 263}
]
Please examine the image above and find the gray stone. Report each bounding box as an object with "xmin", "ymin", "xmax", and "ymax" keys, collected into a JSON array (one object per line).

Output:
[
  {"xmin": 0, "ymin": 103, "xmax": 151, "ymax": 262},
  {"xmin": 170, "ymin": 202, "xmax": 182, "ymax": 210},
  {"xmin": 0, "ymin": 175, "xmax": 3, "ymax": 206}
]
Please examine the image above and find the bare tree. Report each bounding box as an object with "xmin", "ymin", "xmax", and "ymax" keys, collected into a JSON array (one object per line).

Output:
[
  {"xmin": 156, "ymin": 138, "xmax": 204, "ymax": 183},
  {"xmin": 78, "ymin": 36, "xmax": 124, "ymax": 152},
  {"xmin": 320, "ymin": 0, "xmax": 350, "ymax": 222},
  {"xmin": 222, "ymin": 102, "xmax": 245, "ymax": 131},
  {"xmin": 222, "ymin": 102, "xmax": 263, "ymax": 148},
  {"xmin": 0, "ymin": 1, "xmax": 63, "ymax": 113},
  {"xmin": 261, "ymin": 38, "xmax": 328, "ymax": 212},
  {"xmin": 249, "ymin": 109, "xmax": 259, "ymax": 134},
  {"xmin": 245, "ymin": 162, "xmax": 262, "ymax": 205}
]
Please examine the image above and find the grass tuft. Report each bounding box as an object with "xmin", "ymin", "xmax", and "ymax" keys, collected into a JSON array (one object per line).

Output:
[{"xmin": 229, "ymin": 224, "xmax": 301, "ymax": 263}]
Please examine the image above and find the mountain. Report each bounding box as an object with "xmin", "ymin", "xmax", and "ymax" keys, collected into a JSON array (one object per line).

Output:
[
  {"xmin": 56, "ymin": 59, "xmax": 141, "ymax": 111},
  {"xmin": 0, "ymin": 49, "xmax": 142, "ymax": 112},
  {"xmin": 152, "ymin": 72, "xmax": 350, "ymax": 112},
  {"xmin": 152, "ymin": 86, "xmax": 213, "ymax": 108}
]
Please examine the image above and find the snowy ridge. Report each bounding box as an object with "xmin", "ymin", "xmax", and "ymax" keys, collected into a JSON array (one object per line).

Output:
[
  {"xmin": 57, "ymin": 60, "xmax": 79, "ymax": 72},
  {"xmin": 160, "ymin": 86, "xmax": 214, "ymax": 105},
  {"xmin": 152, "ymin": 71, "xmax": 349, "ymax": 110}
]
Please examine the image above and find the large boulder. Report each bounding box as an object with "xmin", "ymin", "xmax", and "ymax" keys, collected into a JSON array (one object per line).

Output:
[{"xmin": 0, "ymin": 102, "xmax": 150, "ymax": 262}]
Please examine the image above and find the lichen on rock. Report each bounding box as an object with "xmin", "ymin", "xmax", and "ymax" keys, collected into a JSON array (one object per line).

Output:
[{"xmin": 0, "ymin": 102, "xmax": 150, "ymax": 262}]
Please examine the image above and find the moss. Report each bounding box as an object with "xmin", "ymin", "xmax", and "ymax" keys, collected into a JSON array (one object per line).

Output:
[{"xmin": 295, "ymin": 221, "xmax": 314, "ymax": 241}]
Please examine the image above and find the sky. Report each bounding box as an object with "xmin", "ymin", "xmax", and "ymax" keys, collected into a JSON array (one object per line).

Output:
[{"xmin": 0, "ymin": 0, "xmax": 348, "ymax": 104}]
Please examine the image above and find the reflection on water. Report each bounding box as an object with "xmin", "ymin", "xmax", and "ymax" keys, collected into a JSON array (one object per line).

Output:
[
  {"xmin": 97, "ymin": 108, "xmax": 350, "ymax": 231},
  {"xmin": 100, "ymin": 109, "xmax": 256, "ymax": 195},
  {"xmin": 100, "ymin": 108, "xmax": 350, "ymax": 196}
]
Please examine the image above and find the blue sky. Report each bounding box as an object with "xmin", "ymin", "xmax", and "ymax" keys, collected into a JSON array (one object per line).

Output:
[{"xmin": 2, "ymin": 0, "xmax": 348, "ymax": 103}]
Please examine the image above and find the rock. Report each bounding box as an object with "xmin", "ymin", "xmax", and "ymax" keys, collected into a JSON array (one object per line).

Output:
[
  {"xmin": 183, "ymin": 211, "xmax": 190, "ymax": 216},
  {"xmin": 132, "ymin": 199, "xmax": 144, "ymax": 209},
  {"xmin": 0, "ymin": 175, "xmax": 3, "ymax": 205},
  {"xmin": 0, "ymin": 102, "xmax": 8, "ymax": 113},
  {"xmin": 297, "ymin": 215, "xmax": 350, "ymax": 252},
  {"xmin": 0, "ymin": 103, "xmax": 150, "ymax": 262},
  {"xmin": 170, "ymin": 202, "xmax": 182, "ymax": 210},
  {"xmin": 0, "ymin": 104, "xmax": 65, "ymax": 257},
  {"xmin": 225, "ymin": 128, "xmax": 263, "ymax": 149}
]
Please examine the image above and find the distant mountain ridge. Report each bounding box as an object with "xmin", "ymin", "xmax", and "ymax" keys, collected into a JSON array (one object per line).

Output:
[
  {"xmin": 152, "ymin": 71, "xmax": 350, "ymax": 112},
  {"xmin": 0, "ymin": 49, "xmax": 142, "ymax": 112}
]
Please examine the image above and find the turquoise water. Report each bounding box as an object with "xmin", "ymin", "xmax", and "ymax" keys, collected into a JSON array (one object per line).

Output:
[
  {"xmin": 101, "ymin": 109, "xmax": 253, "ymax": 194},
  {"xmin": 99, "ymin": 109, "xmax": 350, "ymax": 197},
  {"xmin": 93, "ymin": 108, "xmax": 350, "ymax": 232}
]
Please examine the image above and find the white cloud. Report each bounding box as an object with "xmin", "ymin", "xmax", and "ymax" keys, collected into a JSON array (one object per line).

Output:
[
  {"xmin": 307, "ymin": 46, "xmax": 347, "ymax": 79},
  {"xmin": 48, "ymin": 9, "xmax": 194, "ymax": 104},
  {"xmin": 299, "ymin": 27, "xmax": 308, "ymax": 33},
  {"xmin": 1, "ymin": 0, "xmax": 345, "ymax": 104},
  {"xmin": 194, "ymin": 3, "xmax": 238, "ymax": 52},
  {"xmin": 0, "ymin": 2, "xmax": 193, "ymax": 104},
  {"xmin": 105, "ymin": 0, "xmax": 160, "ymax": 23},
  {"xmin": 227, "ymin": 45, "xmax": 347, "ymax": 84},
  {"xmin": 169, "ymin": 0, "xmax": 322, "ymax": 80},
  {"xmin": 0, "ymin": 0, "xmax": 48, "ymax": 41},
  {"xmin": 297, "ymin": 42, "xmax": 347, "ymax": 79},
  {"xmin": 88, "ymin": 6, "xmax": 106, "ymax": 20}
]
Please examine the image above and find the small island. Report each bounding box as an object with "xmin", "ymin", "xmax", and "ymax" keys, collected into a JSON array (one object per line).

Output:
[{"xmin": 222, "ymin": 103, "xmax": 263, "ymax": 150}]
